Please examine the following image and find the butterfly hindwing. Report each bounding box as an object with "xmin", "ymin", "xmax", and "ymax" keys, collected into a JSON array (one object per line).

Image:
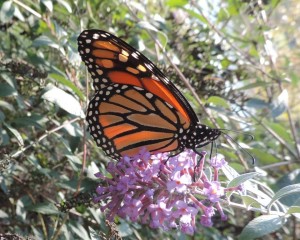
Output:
[{"xmin": 86, "ymin": 84, "xmax": 185, "ymax": 157}]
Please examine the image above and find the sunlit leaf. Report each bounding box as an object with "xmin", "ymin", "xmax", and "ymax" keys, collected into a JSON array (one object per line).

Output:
[
  {"xmin": 166, "ymin": 0, "xmax": 188, "ymax": 7},
  {"xmin": 271, "ymin": 89, "xmax": 288, "ymax": 118},
  {"xmin": 63, "ymin": 122, "xmax": 83, "ymax": 137},
  {"xmin": 241, "ymin": 195, "xmax": 263, "ymax": 208},
  {"xmin": 118, "ymin": 221, "xmax": 133, "ymax": 237},
  {"xmin": 0, "ymin": 100, "xmax": 15, "ymax": 112},
  {"xmin": 238, "ymin": 215, "xmax": 286, "ymax": 240},
  {"xmin": 13, "ymin": 5, "xmax": 25, "ymax": 21},
  {"xmin": 41, "ymin": 0, "xmax": 53, "ymax": 12},
  {"xmin": 137, "ymin": 21, "xmax": 159, "ymax": 32},
  {"xmin": 41, "ymin": 85, "xmax": 84, "ymax": 117},
  {"xmin": 228, "ymin": 172, "xmax": 261, "ymax": 188},
  {"xmin": 57, "ymin": 0, "xmax": 72, "ymax": 13},
  {"xmin": 268, "ymin": 184, "xmax": 300, "ymax": 210},
  {"xmin": 287, "ymin": 206, "xmax": 300, "ymax": 214},
  {"xmin": 0, "ymin": 1, "xmax": 14, "ymax": 23},
  {"xmin": 89, "ymin": 226, "xmax": 101, "ymax": 240},
  {"xmin": 274, "ymin": 169, "xmax": 300, "ymax": 206},
  {"xmin": 33, "ymin": 35, "xmax": 60, "ymax": 49},
  {"xmin": 184, "ymin": 8, "xmax": 208, "ymax": 24},
  {"xmin": 207, "ymin": 96, "xmax": 230, "ymax": 109},
  {"xmin": 0, "ymin": 209, "xmax": 9, "ymax": 218},
  {"xmin": 49, "ymin": 73, "xmax": 85, "ymax": 101}
]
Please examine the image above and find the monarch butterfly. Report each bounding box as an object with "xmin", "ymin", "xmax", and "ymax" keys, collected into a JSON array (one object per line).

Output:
[{"xmin": 77, "ymin": 29, "xmax": 221, "ymax": 159}]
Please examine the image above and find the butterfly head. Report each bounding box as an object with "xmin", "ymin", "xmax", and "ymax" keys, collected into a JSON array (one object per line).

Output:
[{"xmin": 187, "ymin": 124, "xmax": 221, "ymax": 149}]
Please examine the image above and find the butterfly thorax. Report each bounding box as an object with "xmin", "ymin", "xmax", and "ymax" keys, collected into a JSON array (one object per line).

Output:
[{"xmin": 184, "ymin": 124, "xmax": 221, "ymax": 149}]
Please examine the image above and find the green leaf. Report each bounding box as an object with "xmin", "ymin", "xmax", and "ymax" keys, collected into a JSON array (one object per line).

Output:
[
  {"xmin": 41, "ymin": 0, "xmax": 53, "ymax": 12},
  {"xmin": 206, "ymin": 96, "xmax": 230, "ymax": 109},
  {"xmin": 238, "ymin": 215, "xmax": 286, "ymax": 240},
  {"xmin": 0, "ymin": 1, "xmax": 14, "ymax": 23},
  {"xmin": 27, "ymin": 203, "xmax": 60, "ymax": 215},
  {"xmin": 241, "ymin": 195, "xmax": 263, "ymax": 208},
  {"xmin": 184, "ymin": 8, "xmax": 208, "ymax": 24},
  {"xmin": 57, "ymin": 0, "xmax": 72, "ymax": 13},
  {"xmin": 227, "ymin": 2, "xmax": 239, "ymax": 15},
  {"xmin": 248, "ymin": 45, "xmax": 259, "ymax": 57},
  {"xmin": 41, "ymin": 85, "xmax": 84, "ymax": 117},
  {"xmin": 234, "ymin": 81, "xmax": 271, "ymax": 91},
  {"xmin": 68, "ymin": 222, "xmax": 90, "ymax": 240},
  {"xmin": 217, "ymin": 8, "xmax": 229, "ymax": 21},
  {"xmin": 16, "ymin": 198, "xmax": 27, "ymax": 221},
  {"xmin": 33, "ymin": 35, "xmax": 60, "ymax": 49},
  {"xmin": 274, "ymin": 170, "xmax": 300, "ymax": 206},
  {"xmin": 156, "ymin": 31, "xmax": 168, "ymax": 51},
  {"xmin": 271, "ymin": 89, "xmax": 288, "ymax": 118},
  {"xmin": 221, "ymin": 58, "xmax": 230, "ymax": 68},
  {"xmin": 137, "ymin": 21, "xmax": 159, "ymax": 32},
  {"xmin": 3, "ymin": 122, "xmax": 24, "ymax": 146},
  {"xmin": 246, "ymin": 98, "xmax": 269, "ymax": 109},
  {"xmin": 0, "ymin": 83, "xmax": 17, "ymax": 97},
  {"xmin": 228, "ymin": 172, "xmax": 261, "ymax": 188},
  {"xmin": 63, "ymin": 122, "xmax": 83, "ymax": 137},
  {"xmin": 12, "ymin": 5, "xmax": 25, "ymax": 21},
  {"xmin": 89, "ymin": 226, "xmax": 101, "ymax": 240},
  {"xmin": 89, "ymin": 208, "xmax": 103, "ymax": 225},
  {"xmin": 265, "ymin": 121, "xmax": 293, "ymax": 143},
  {"xmin": 118, "ymin": 221, "xmax": 133, "ymax": 237},
  {"xmin": 166, "ymin": 0, "xmax": 188, "ymax": 7},
  {"xmin": 66, "ymin": 155, "xmax": 82, "ymax": 171},
  {"xmin": 250, "ymin": 149, "xmax": 281, "ymax": 164},
  {"xmin": 49, "ymin": 73, "xmax": 85, "ymax": 101},
  {"xmin": 222, "ymin": 164, "xmax": 240, "ymax": 181},
  {"xmin": 268, "ymin": 184, "xmax": 300, "ymax": 210},
  {"xmin": 0, "ymin": 110, "xmax": 5, "ymax": 123},
  {"xmin": 31, "ymin": 226, "xmax": 44, "ymax": 239},
  {"xmin": 287, "ymin": 206, "xmax": 300, "ymax": 214},
  {"xmin": 12, "ymin": 114, "xmax": 45, "ymax": 129},
  {"xmin": 0, "ymin": 209, "xmax": 9, "ymax": 218},
  {"xmin": 0, "ymin": 100, "xmax": 16, "ymax": 112}
]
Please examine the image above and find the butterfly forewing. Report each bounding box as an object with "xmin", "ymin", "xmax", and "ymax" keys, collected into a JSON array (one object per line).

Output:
[{"xmin": 78, "ymin": 30, "xmax": 198, "ymax": 124}]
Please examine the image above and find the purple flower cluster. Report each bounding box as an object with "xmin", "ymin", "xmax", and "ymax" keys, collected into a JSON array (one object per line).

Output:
[{"xmin": 94, "ymin": 149, "xmax": 236, "ymax": 235}]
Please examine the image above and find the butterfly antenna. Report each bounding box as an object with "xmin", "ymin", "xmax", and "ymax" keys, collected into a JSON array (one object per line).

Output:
[
  {"xmin": 209, "ymin": 141, "xmax": 214, "ymax": 160},
  {"xmin": 220, "ymin": 131, "xmax": 256, "ymax": 164},
  {"xmin": 215, "ymin": 140, "xmax": 219, "ymax": 156},
  {"xmin": 219, "ymin": 129, "xmax": 254, "ymax": 141}
]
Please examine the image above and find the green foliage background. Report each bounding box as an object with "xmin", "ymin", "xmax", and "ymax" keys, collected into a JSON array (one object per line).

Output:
[{"xmin": 0, "ymin": 0, "xmax": 300, "ymax": 239}]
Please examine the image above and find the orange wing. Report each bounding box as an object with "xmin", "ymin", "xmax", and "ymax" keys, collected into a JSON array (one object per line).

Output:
[
  {"xmin": 86, "ymin": 85, "xmax": 184, "ymax": 158},
  {"xmin": 78, "ymin": 29, "xmax": 200, "ymax": 158},
  {"xmin": 78, "ymin": 30, "xmax": 199, "ymax": 125}
]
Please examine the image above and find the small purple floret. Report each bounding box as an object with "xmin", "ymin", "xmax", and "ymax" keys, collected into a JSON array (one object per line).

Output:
[{"xmin": 94, "ymin": 149, "xmax": 235, "ymax": 235}]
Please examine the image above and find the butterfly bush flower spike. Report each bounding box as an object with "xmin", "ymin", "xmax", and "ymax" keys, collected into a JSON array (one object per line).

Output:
[{"xmin": 94, "ymin": 149, "xmax": 238, "ymax": 235}]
